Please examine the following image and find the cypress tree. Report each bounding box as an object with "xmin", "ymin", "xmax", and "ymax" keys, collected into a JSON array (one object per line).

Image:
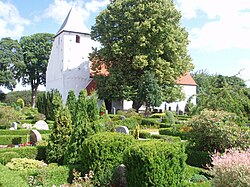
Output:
[
  {"xmin": 66, "ymin": 90, "xmax": 77, "ymax": 120},
  {"xmin": 65, "ymin": 89, "xmax": 94, "ymax": 165},
  {"xmin": 47, "ymin": 106, "xmax": 72, "ymax": 165}
]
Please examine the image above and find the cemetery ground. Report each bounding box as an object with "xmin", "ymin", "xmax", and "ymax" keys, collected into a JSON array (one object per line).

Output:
[{"xmin": 0, "ymin": 97, "xmax": 249, "ymax": 187}]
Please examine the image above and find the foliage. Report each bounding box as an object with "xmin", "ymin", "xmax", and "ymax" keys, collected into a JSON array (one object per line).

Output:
[
  {"xmin": 47, "ymin": 106, "xmax": 72, "ymax": 165},
  {"xmin": 188, "ymin": 109, "xmax": 250, "ymax": 152},
  {"xmin": 65, "ymin": 90, "xmax": 93, "ymax": 165},
  {"xmin": 0, "ymin": 135, "xmax": 28, "ymax": 145},
  {"xmin": 141, "ymin": 118, "xmax": 160, "ymax": 128},
  {"xmin": 0, "ymin": 163, "xmax": 28, "ymax": 187},
  {"xmin": 192, "ymin": 71, "xmax": 250, "ymax": 121},
  {"xmin": 137, "ymin": 71, "xmax": 162, "ymax": 109},
  {"xmin": 66, "ymin": 90, "xmax": 77, "ymax": 118},
  {"xmin": 123, "ymin": 140, "xmax": 187, "ymax": 187},
  {"xmin": 0, "ymin": 106, "xmax": 23, "ymax": 129},
  {"xmin": 91, "ymin": 0, "xmax": 193, "ymax": 110},
  {"xmin": 139, "ymin": 131, "xmax": 151, "ymax": 139},
  {"xmin": 209, "ymin": 148, "xmax": 250, "ymax": 187},
  {"xmin": 19, "ymin": 33, "xmax": 54, "ymax": 107},
  {"xmin": 81, "ymin": 132, "xmax": 135, "ymax": 186},
  {"xmin": 0, "ymin": 152, "xmax": 20, "ymax": 165},
  {"xmin": 0, "ymin": 37, "xmax": 24, "ymax": 90},
  {"xmin": 162, "ymin": 110, "xmax": 176, "ymax": 125},
  {"xmin": 114, "ymin": 118, "xmax": 139, "ymax": 130},
  {"xmin": 151, "ymin": 134, "xmax": 182, "ymax": 142},
  {"xmin": 0, "ymin": 146, "xmax": 46, "ymax": 161},
  {"xmin": 16, "ymin": 98, "xmax": 25, "ymax": 108},
  {"xmin": 99, "ymin": 100, "xmax": 107, "ymax": 116},
  {"xmin": 87, "ymin": 92, "xmax": 100, "ymax": 123},
  {"xmin": 6, "ymin": 158, "xmax": 47, "ymax": 170}
]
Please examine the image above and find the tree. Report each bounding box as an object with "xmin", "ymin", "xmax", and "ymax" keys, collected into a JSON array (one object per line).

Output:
[
  {"xmin": 66, "ymin": 90, "xmax": 77, "ymax": 118},
  {"xmin": 65, "ymin": 90, "xmax": 94, "ymax": 165},
  {"xmin": 19, "ymin": 33, "xmax": 54, "ymax": 108},
  {"xmin": 0, "ymin": 37, "xmax": 24, "ymax": 90},
  {"xmin": 47, "ymin": 106, "xmax": 72, "ymax": 165},
  {"xmin": 90, "ymin": 0, "xmax": 193, "ymax": 110}
]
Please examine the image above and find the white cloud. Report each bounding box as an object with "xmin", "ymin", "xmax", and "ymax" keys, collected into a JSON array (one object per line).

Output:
[
  {"xmin": 0, "ymin": 1, "xmax": 30, "ymax": 38},
  {"xmin": 85, "ymin": 0, "xmax": 109, "ymax": 13},
  {"xmin": 176, "ymin": 0, "xmax": 250, "ymax": 51}
]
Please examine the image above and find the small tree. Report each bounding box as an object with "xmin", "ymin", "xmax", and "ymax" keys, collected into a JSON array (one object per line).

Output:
[
  {"xmin": 66, "ymin": 90, "xmax": 77, "ymax": 119},
  {"xmin": 65, "ymin": 90, "xmax": 94, "ymax": 165},
  {"xmin": 47, "ymin": 106, "xmax": 72, "ymax": 165},
  {"xmin": 100, "ymin": 100, "xmax": 107, "ymax": 116}
]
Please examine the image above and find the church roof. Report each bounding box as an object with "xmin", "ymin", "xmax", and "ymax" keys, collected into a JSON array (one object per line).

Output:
[
  {"xmin": 176, "ymin": 72, "xmax": 197, "ymax": 86},
  {"xmin": 56, "ymin": 8, "xmax": 89, "ymax": 36}
]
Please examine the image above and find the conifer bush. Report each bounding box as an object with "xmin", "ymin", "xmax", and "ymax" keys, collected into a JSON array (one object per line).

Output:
[
  {"xmin": 47, "ymin": 106, "xmax": 72, "ymax": 165},
  {"xmin": 66, "ymin": 90, "xmax": 77, "ymax": 118},
  {"xmin": 81, "ymin": 132, "xmax": 135, "ymax": 186},
  {"xmin": 123, "ymin": 140, "xmax": 187, "ymax": 187}
]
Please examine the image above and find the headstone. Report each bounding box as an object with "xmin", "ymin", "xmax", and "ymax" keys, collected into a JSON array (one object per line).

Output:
[
  {"xmin": 11, "ymin": 122, "xmax": 18, "ymax": 130},
  {"xmin": 34, "ymin": 120, "xmax": 49, "ymax": 130},
  {"xmin": 22, "ymin": 123, "xmax": 33, "ymax": 129},
  {"xmin": 114, "ymin": 164, "xmax": 126, "ymax": 187},
  {"xmin": 115, "ymin": 126, "xmax": 129, "ymax": 135},
  {"xmin": 30, "ymin": 130, "xmax": 42, "ymax": 145},
  {"xmin": 9, "ymin": 127, "xmax": 15, "ymax": 130},
  {"xmin": 120, "ymin": 115, "xmax": 126, "ymax": 120}
]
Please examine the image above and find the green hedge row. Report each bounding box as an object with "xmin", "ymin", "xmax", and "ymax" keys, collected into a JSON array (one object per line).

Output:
[
  {"xmin": 0, "ymin": 129, "xmax": 52, "ymax": 135},
  {"xmin": 0, "ymin": 135, "xmax": 29, "ymax": 145},
  {"xmin": 0, "ymin": 146, "xmax": 46, "ymax": 161},
  {"xmin": 151, "ymin": 134, "xmax": 182, "ymax": 142},
  {"xmin": 123, "ymin": 140, "xmax": 187, "ymax": 187},
  {"xmin": 159, "ymin": 127, "xmax": 190, "ymax": 140},
  {"xmin": 141, "ymin": 118, "xmax": 160, "ymax": 127}
]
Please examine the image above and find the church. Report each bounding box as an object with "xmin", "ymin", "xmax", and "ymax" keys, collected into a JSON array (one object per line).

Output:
[{"xmin": 46, "ymin": 8, "xmax": 197, "ymax": 113}]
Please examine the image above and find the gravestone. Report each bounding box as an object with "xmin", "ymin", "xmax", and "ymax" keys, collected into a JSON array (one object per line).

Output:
[
  {"xmin": 115, "ymin": 126, "xmax": 129, "ymax": 135},
  {"xmin": 30, "ymin": 130, "xmax": 42, "ymax": 145},
  {"xmin": 34, "ymin": 120, "xmax": 49, "ymax": 130},
  {"xmin": 11, "ymin": 122, "xmax": 18, "ymax": 130}
]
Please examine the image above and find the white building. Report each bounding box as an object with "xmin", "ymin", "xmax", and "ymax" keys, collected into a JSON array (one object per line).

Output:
[{"xmin": 46, "ymin": 8, "xmax": 196, "ymax": 113}]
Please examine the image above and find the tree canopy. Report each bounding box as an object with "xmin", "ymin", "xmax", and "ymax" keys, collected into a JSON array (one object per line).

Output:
[
  {"xmin": 191, "ymin": 70, "xmax": 250, "ymax": 121},
  {"xmin": 0, "ymin": 37, "xmax": 24, "ymax": 90},
  {"xmin": 90, "ymin": 0, "xmax": 193, "ymax": 110},
  {"xmin": 19, "ymin": 33, "xmax": 54, "ymax": 107}
]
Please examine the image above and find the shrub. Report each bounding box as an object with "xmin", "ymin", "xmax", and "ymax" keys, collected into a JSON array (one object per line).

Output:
[
  {"xmin": 0, "ymin": 146, "xmax": 46, "ymax": 161},
  {"xmin": 141, "ymin": 118, "xmax": 160, "ymax": 128},
  {"xmin": 0, "ymin": 164, "xmax": 28, "ymax": 187},
  {"xmin": 123, "ymin": 140, "xmax": 187, "ymax": 187},
  {"xmin": 6, "ymin": 158, "xmax": 47, "ymax": 170},
  {"xmin": 185, "ymin": 148, "xmax": 212, "ymax": 168},
  {"xmin": 81, "ymin": 132, "xmax": 135, "ymax": 186},
  {"xmin": 209, "ymin": 148, "xmax": 250, "ymax": 187},
  {"xmin": 189, "ymin": 109, "xmax": 250, "ymax": 152},
  {"xmin": 0, "ymin": 152, "xmax": 20, "ymax": 165},
  {"xmin": 0, "ymin": 135, "xmax": 28, "ymax": 145},
  {"xmin": 149, "ymin": 113, "xmax": 165, "ymax": 118},
  {"xmin": 16, "ymin": 98, "xmax": 25, "ymax": 108},
  {"xmin": 159, "ymin": 127, "xmax": 190, "ymax": 140},
  {"xmin": 139, "ymin": 131, "xmax": 151, "ymax": 139},
  {"xmin": 162, "ymin": 110, "xmax": 175, "ymax": 125},
  {"xmin": 151, "ymin": 134, "xmax": 181, "ymax": 142},
  {"xmin": 114, "ymin": 118, "xmax": 139, "ymax": 130},
  {"xmin": 159, "ymin": 123, "xmax": 172, "ymax": 128}
]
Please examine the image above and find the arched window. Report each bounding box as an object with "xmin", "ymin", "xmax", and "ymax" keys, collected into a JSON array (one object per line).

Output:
[{"xmin": 76, "ymin": 35, "xmax": 80, "ymax": 43}]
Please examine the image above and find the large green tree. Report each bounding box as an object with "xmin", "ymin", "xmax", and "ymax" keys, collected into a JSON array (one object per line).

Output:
[
  {"xmin": 90, "ymin": 0, "xmax": 193, "ymax": 110},
  {"xmin": 0, "ymin": 38, "xmax": 24, "ymax": 90},
  {"xmin": 192, "ymin": 71, "xmax": 250, "ymax": 121},
  {"xmin": 19, "ymin": 33, "xmax": 54, "ymax": 108}
]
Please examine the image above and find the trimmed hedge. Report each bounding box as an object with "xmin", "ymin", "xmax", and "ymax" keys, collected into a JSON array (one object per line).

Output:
[
  {"xmin": 0, "ymin": 151, "xmax": 20, "ymax": 165},
  {"xmin": 114, "ymin": 118, "xmax": 139, "ymax": 130},
  {"xmin": 186, "ymin": 148, "xmax": 212, "ymax": 168},
  {"xmin": 0, "ymin": 135, "xmax": 28, "ymax": 145},
  {"xmin": 139, "ymin": 131, "xmax": 151, "ymax": 139},
  {"xmin": 0, "ymin": 164, "xmax": 28, "ymax": 187},
  {"xmin": 159, "ymin": 123, "xmax": 172, "ymax": 128},
  {"xmin": 159, "ymin": 127, "xmax": 190, "ymax": 140},
  {"xmin": 123, "ymin": 140, "xmax": 187, "ymax": 187},
  {"xmin": 141, "ymin": 118, "xmax": 160, "ymax": 128},
  {"xmin": 0, "ymin": 146, "xmax": 46, "ymax": 161},
  {"xmin": 81, "ymin": 132, "xmax": 135, "ymax": 186},
  {"xmin": 0, "ymin": 129, "xmax": 52, "ymax": 135},
  {"xmin": 151, "ymin": 134, "xmax": 181, "ymax": 142}
]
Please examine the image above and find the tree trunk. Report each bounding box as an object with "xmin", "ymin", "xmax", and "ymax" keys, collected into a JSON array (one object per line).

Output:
[
  {"xmin": 31, "ymin": 86, "xmax": 38, "ymax": 108},
  {"xmin": 132, "ymin": 100, "xmax": 142, "ymax": 112}
]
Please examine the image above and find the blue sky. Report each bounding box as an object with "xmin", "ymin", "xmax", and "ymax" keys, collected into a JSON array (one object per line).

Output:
[{"xmin": 1, "ymin": 0, "xmax": 250, "ymax": 92}]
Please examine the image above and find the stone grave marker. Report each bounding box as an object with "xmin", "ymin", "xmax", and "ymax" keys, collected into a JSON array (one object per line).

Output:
[
  {"xmin": 34, "ymin": 120, "xmax": 49, "ymax": 130},
  {"xmin": 115, "ymin": 126, "xmax": 129, "ymax": 135},
  {"xmin": 30, "ymin": 130, "xmax": 42, "ymax": 145}
]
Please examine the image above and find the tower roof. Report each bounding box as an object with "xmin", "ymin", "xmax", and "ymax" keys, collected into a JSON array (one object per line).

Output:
[
  {"xmin": 56, "ymin": 8, "xmax": 89, "ymax": 35},
  {"xmin": 176, "ymin": 72, "xmax": 197, "ymax": 86}
]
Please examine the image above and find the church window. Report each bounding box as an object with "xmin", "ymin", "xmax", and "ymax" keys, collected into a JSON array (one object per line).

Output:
[{"xmin": 76, "ymin": 35, "xmax": 80, "ymax": 43}]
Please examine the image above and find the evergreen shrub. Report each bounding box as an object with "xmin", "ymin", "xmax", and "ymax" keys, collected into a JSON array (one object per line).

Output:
[
  {"xmin": 81, "ymin": 132, "xmax": 135, "ymax": 186},
  {"xmin": 123, "ymin": 140, "xmax": 187, "ymax": 187},
  {"xmin": 151, "ymin": 134, "xmax": 181, "ymax": 142},
  {"xmin": 159, "ymin": 123, "xmax": 172, "ymax": 128},
  {"xmin": 159, "ymin": 127, "xmax": 189, "ymax": 139},
  {"xmin": 0, "ymin": 135, "xmax": 28, "ymax": 145},
  {"xmin": 141, "ymin": 118, "xmax": 160, "ymax": 128},
  {"xmin": 162, "ymin": 110, "xmax": 175, "ymax": 125},
  {"xmin": 139, "ymin": 131, "xmax": 151, "ymax": 139},
  {"xmin": 149, "ymin": 113, "xmax": 166, "ymax": 118},
  {"xmin": 0, "ymin": 151, "xmax": 20, "ymax": 165},
  {"xmin": 185, "ymin": 148, "xmax": 211, "ymax": 168},
  {"xmin": 114, "ymin": 118, "xmax": 138, "ymax": 130}
]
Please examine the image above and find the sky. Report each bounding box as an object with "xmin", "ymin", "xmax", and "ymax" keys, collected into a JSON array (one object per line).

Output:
[{"xmin": 1, "ymin": 0, "xmax": 250, "ymax": 92}]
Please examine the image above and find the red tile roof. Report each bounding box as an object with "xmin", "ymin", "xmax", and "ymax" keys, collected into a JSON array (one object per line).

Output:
[{"xmin": 176, "ymin": 72, "xmax": 197, "ymax": 86}]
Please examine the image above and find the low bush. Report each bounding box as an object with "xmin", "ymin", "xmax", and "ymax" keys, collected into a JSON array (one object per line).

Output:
[
  {"xmin": 123, "ymin": 140, "xmax": 187, "ymax": 187},
  {"xmin": 6, "ymin": 158, "xmax": 47, "ymax": 170},
  {"xmin": 162, "ymin": 110, "xmax": 175, "ymax": 125},
  {"xmin": 209, "ymin": 148, "xmax": 250, "ymax": 187},
  {"xmin": 0, "ymin": 129, "xmax": 30, "ymax": 135},
  {"xmin": 0, "ymin": 151, "xmax": 20, "ymax": 165},
  {"xmin": 81, "ymin": 132, "xmax": 135, "ymax": 186},
  {"xmin": 151, "ymin": 134, "xmax": 181, "ymax": 142},
  {"xmin": 159, "ymin": 123, "xmax": 172, "ymax": 128},
  {"xmin": 0, "ymin": 164, "xmax": 28, "ymax": 187},
  {"xmin": 139, "ymin": 131, "xmax": 151, "ymax": 139},
  {"xmin": 141, "ymin": 118, "xmax": 160, "ymax": 128},
  {"xmin": 0, "ymin": 146, "xmax": 46, "ymax": 161},
  {"xmin": 149, "ymin": 113, "xmax": 165, "ymax": 118},
  {"xmin": 159, "ymin": 127, "xmax": 190, "ymax": 140},
  {"xmin": 0, "ymin": 135, "xmax": 28, "ymax": 145},
  {"xmin": 114, "ymin": 118, "xmax": 139, "ymax": 130},
  {"xmin": 186, "ymin": 147, "xmax": 212, "ymax": 168}
]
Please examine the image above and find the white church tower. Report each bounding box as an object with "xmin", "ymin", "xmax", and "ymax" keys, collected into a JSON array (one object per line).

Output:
[{"xmin": 46, "ymin": 8, "xmax": 99, "ymax": 102}]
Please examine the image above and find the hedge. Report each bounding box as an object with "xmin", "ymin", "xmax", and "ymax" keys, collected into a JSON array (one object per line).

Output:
[
  {"xmin": 0, "ymin": 146, "xmax": 46, "ymax": 161},
  {"xmin": 139, "ymin": 131, "xmax": 151, "ymax": 139},
  {"xmin": 159, "ymin": 127, "xmax": 190, "ymax": 140},
  {"xmin": 151, "ymin": 134, "xmax": 181, "ymax": 142},
  {"xmin": 0, "ymin": 135, "xmax": 28, "ymax": 145},
  {"xmin": 185, "ymin": 148, "xmax": 212, "ymax": 168},
  {"xmin": 113, "ymin": 118, "xmax": 139, "ymax": 130},
  {"xmin": 123, "ymin": 140, "xmax": 187, "ymax": 187},
  {"xmin": 0, "ymin": 151, "xmax": 20, "ymax": 165},
  {"xmin": 141, "ymin": 118, "xmax": 160, "ymax": 128},
  {"xmin": 81, "ymin": 132, "xmax": 135, "ymax": 186},
  {"xmin": 0, "ymin": 164, "xmax": 28, "ymax": 187},
  {"xmin": 0, "ymin": 129, "xmax": 52, "ymax": 135}
]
